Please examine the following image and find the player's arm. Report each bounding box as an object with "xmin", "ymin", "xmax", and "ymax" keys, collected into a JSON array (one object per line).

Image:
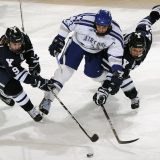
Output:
[
  {"xmin": 23, "ymin": 34, "xmax": 41, "ymax": 76},
  {"xmin": 3, "ymin": 58, "xmax": 52, "ymax": 92},
  {"xmin": 49, "ymin": 14, "xmax": 84, "ymax": 57}
]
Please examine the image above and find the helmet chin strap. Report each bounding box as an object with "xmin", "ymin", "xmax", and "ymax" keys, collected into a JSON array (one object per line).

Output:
[
  {"xmin": 96, "ymin": 31, "xmax": 107, "ymax": 36},
  {"xmin": 137, "ymin": 53, "xmax": 143, "ymax": 58}
]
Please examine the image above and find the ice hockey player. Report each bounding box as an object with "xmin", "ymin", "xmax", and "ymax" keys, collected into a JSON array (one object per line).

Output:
[
  {"xmin": 0, "ymin": 26, "xmax": 54, "ymax": 121},
  {"xmin": 39, "ymin": 9, "xmax": 124, "ymax": 115},
  {"xmin": 93, "ymin": 5, "xmax": 160, "ymax": 109}
]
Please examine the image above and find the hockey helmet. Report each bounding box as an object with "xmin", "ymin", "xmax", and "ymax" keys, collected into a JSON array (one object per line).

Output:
[
  {"xmin": 5, "ymin": 26, "xmax": 24, "ymax": 43},
  {"xmin": 129, "ymin": 32, "xmax": 146, "ymax": 59},
  {"xmin": 129, "ymin": 32, "xmax": 146, "ymax": 49},
  {"xmin": 95, "ymin": 9, "xmax": 112, "ymax": 26}
]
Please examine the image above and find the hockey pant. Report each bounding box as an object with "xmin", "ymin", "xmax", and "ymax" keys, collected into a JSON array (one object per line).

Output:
[
  {"xmin": 0, "ymin": 68, "xmax": 34, "ymax": 111},
  {"xmin": 44, "ymin": 41, "xmax": 105, "ymax": 101}
]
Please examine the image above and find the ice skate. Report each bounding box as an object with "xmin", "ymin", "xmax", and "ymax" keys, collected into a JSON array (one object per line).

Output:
[
  {"xmin": 28, "ymin": 107, "xmax": 43, "ymax": 122},
  {"xmin": 131, "ymin": 97, "xmax": 140, "ymax": 109}
]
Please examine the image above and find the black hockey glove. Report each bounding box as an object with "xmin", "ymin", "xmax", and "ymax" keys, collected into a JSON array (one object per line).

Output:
[
  {"xmin": 93, "ymin": 87, "xmax": 109, "ymax": 106},
  {"xmin": 104, "ymin": 71, "xmax": 123, "ymax": 95},
  {"xmin": 49, "ymin": 34, "xmax": 65, "ymax": 57},
  {"xmin": 31, "ymin": 76, "xmax": 51, "ymax": 91},
  {"xmin": 29, "ymin": 63, "xmax": 41, "ymax": 76},
  {"xmin": 29, "ymin": 54, "xmax": 41, "ymax": 76},
  {"xmin": 46, "ymin": 79, "xmax": 57, "ymax": 91}
]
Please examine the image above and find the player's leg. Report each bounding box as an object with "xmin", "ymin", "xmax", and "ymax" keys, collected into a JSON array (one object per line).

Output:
[
  {"xmin": 4, "ymin": 78, "xmax": 42, "ymax": 121},
  {"xmin": 120, "ymin": 76, "xmax": 139, "ymax": 109},
  {"xmin": 39, "ymin": 41, "xmax": 84, "ymax": 114}
]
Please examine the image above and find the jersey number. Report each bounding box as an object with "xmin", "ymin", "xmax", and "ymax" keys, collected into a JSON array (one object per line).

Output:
[
  {"xmin": 12, "ymin": 67, "xmax": 20, "ymax": 75},
  {"xmin": 6, "ymin": 59, "xmax": 20, "ymax": 75}
]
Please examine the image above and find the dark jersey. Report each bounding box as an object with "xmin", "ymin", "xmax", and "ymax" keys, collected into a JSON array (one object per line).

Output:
[
  {"xmin": 102, "ymin": 16, "xmax": 153, "ymax": 78},
  {"xmin": 0, "ymin": 33, "xmax": 39, "ymax": 84}
]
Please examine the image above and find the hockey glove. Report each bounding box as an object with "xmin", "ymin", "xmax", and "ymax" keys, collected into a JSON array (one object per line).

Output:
[
  {"xmin": 49, "ymin": 34, "xmax": 65, "ymax": 57},
  {"xmin": 46, "ymin": 79, "xmax": 57, "ymax": 91},
  {"xmin": 104, "ymin": 71, "xmax": 123, "ymax": 95},
  {"xmin": 93, "ymin": 87, "xmax": 109, "ymax": 106},
  {"xmin": 29, "ymin": 54, "xmax": 41, "ymax": 76},
  {"xmin": 29, "ymin": 63, "xmax": 41, "ymax": 76},
  {"xmin": 31, "ymin": 76, "xmax": 51, "ymax": 91}
]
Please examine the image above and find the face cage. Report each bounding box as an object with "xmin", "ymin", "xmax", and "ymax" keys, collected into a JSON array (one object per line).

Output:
[
  {"xmin": 129, "ymin": 46, "xmax": 145, "ymax": 60},
  {"xmin": 95, "ymin": 25, "xmax": 111, "ymax": 36},
  {"xmin": 8, "ymin": 41, "xmax": 24, "ymax": 54}
]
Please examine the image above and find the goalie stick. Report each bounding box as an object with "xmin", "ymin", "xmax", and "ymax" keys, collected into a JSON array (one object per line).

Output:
[{"xmin": 101, "ymin": 104, "xmax": 139, "ymax": 144}]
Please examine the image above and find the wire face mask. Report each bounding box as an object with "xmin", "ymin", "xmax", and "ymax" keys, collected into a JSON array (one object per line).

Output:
[{"xmin": 129, "ymin": 32, "xmax": 146, "ymax": 60}]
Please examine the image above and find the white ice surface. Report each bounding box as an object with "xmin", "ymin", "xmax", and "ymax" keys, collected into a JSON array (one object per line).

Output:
[{"xmin": 0, "ymin": 1, "xmax": 160, "ymax": 160}]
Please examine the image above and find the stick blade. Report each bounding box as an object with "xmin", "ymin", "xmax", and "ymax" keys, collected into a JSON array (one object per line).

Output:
[
  {"xmin": 118, "ymin": 138, "xmax": 139, "ymax": 144},
  {"xmin": 91, "ymin": 134, "xmax": 99, "ymax": 142}
]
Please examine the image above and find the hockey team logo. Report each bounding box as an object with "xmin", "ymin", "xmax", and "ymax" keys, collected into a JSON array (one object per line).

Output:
[
  {"xmin": 20, "ymin": 54, "xmax": 24, "ymax": 60},
  {"xmin": 83, "ymin": 35, "xmax": 106, "ymax": 49},
  {"xmin": 135, "ymin": 32, "xmax": 141, "ymax": 38},
  {"xmin": 6, "ymin": 59, "xmax": 14, "ymax": 67}
]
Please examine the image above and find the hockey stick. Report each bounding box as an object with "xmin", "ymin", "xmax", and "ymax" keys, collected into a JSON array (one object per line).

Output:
[
  {"xmin": 55, "ymin": 36, "xmax": 72, "ymax": 72},
  {"xmin": 101, "ymin": 104, "xmax": 139, "ymax": 144},
  {"xmin": 19, "ymin": 0, "xmax": 25, "ymax": 32},
  {"xmin": 50, "ymin": 90, "xmax": 99, "ymax": 142},
  {"xmin": 61, "ymin": 36, "xmax": 72, "ymax": 57},
  {"xmin": 55, "ymin": 55, "xmax": 62, "ymax": 71}
]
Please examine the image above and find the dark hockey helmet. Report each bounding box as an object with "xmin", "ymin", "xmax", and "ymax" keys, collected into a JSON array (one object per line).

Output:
[
  {"xmin": 129, "ymin": 32, "xmax": 146, "ymax": 49},
  {"xmin": 5, "ymin": 26, "xmax": 24, "ymax": 44},
  {"xmin": 128, "ymin": 32, "xmax": 146, "ymax": 60},
  {"xmin": 95, "ymin": 9, "xmax": 112, "ymax": 26}
]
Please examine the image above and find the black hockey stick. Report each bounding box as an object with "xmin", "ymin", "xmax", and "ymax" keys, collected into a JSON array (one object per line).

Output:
[
  {"xmin": 55, "ymin": 36, "xmax": 72, "ymax": 72},
  {"xmin": 19, "ymin": 0, "xmax": 25, "ymax": 32},
  {"xmin": 101, "ymin": 104, "xmax": 139, "ymax": 144},
  {"xmin": 50, "ymin": 90, "xmax": 99, "ymax": 142}
]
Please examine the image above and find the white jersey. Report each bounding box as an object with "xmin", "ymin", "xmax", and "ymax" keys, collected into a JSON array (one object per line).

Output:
[{"xmin": 58, "ymin": 13, "xmax": 124, "ymax": 70}]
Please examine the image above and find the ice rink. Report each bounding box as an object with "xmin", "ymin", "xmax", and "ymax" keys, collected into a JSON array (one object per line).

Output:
[{"xmin": 0, "ymin": 0, "xmax": 160, "ymax": 160}]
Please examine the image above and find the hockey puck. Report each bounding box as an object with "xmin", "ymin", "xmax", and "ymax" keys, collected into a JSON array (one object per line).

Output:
[{"xmin": 86, "ymin": 153, "xmax": 93, "ymax": 158}]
